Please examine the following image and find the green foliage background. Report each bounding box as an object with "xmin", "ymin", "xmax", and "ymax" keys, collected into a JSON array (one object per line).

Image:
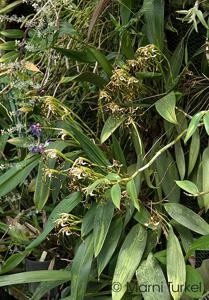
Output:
[{"xmin": 0, "ymin": 0, "xmax": 209, "ymax": 299}]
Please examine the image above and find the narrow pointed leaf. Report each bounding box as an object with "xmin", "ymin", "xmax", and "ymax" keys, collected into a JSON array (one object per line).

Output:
[
  {"xmin": 61, "ymin": 72, "xmax": 107, "ymax": 87},
  {"xmin": 143, "ymin": 0, "xmax": 165, "ymax": 50},
  {"xmin": 184, "ymin": 265, "xmax": 204, "ymax": 298},
  {"xmin": 203, "ymin": 111, "xmax": 209, "ymax": 135},
  {"xmin": 186, "ymin": 235, "xmax": 209, "ymax": 258},
  {"xmin": 136, "ymin": 253, "xmax": 170, "ymax": 300},
  {"xmin": 184, "ymin": 112, "xmax": 204, "ymax": 143},
  {"xmin": 126, "ymin": 179, "xmax": 140, "ymax": 211},
  {"xmin": 0, "ymin": 270, "xmax": 71, "ymax": 287},
  {"xmin": 93, "ymin": 201, "xmax": 114, "ymax": 257},
  {"xmin": 0, "ymin": 0, "xmax": 23, "ymax": 14},
  {"xmin": 167, "ymin": 227, "xmax": 186, "ymax": 300},
  {"xmin": 120, "ymin": 0, "xmax": 132, "ymax": 25},
  {"xmin": 0, "ymin": 155, "xmax": 39, "ymax": 198},
  {"xmin": 166, "ymin": 39, "xmax": 184, "ymax": 89},
  {"xmin": 188, "ymin": 129, "xmax": 200, "ymax": 176},
  {"xmin": 111, "ymin": 183, "xmax": 121, "ymax": 209},
  {"xmin": 88, "ymin": 48, "xmax": 113, "ymax": 78},
  {"xmin": 81, "ymin": 203, "xmax": 97, "ymax": 238},
  {"xmin": 175, "ymin": 141, "xmax": 185, "ymax": 180},
  {"xmin": 65, "ymin": 124, "xmax": 110, "ymax": 167},
  {"xmin": 112, "ymin": 223, "xmax": 147, "ymax": 299},
  {"xmin": 71, "ymin": 234, "xmax": 94, "ymax": 300},
  {"xmin": 155, "ymin": 150, "xmax": 180, "ymax": 203},
  {"xmin": 175, "ymin": 180, "xmax": 199, "ymax": 195},
  {"xmin": 155, "ymin": 91, "xmax": 177, "ymax": 124},
  {"xmin": 97, "ymin": 217, "xmax": 123, "ymax": 276},
  {"xmin": 202, "ymin": 147, "xmax": 209, "ymax": 211},
  {"xmin": 101, "ymin": 116, "xmax": 126, "ymax": 144},
  {"xmin": 165, "ymin": 203, "xmax": 209, "ymax": 235}
]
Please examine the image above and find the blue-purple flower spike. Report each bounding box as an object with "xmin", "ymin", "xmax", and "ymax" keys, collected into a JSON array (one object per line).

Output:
[{"xmin": 30, "ymin": 123, "xmax": 42, "ymax": 137}]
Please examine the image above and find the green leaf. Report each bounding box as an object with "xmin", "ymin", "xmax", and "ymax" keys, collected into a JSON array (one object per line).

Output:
[
  {"xmin": 81, "ymin": 203, "xmax": 97, "ymax": 238},
  {"xmin": 0, "ymin": 270, "xmax": 71, "ymax": 287},
  {"xmin": 166, "ymin": 39, "xmax": 184, "ymax": 90},
  {"xmin": 121, "ymin": 30, "xmax": 135, "ymax": 58},
  {"xmin": 134, "ymin": 205, "xmax": 152, "ymax": 228},
  {"xmin": 0, "ymin": 50, "xmax": 19, "ymax": 63},
  {"xmin": 33, "ymin": 160, "xmax": 52, "ymax": 211},
  {"xmin": 0, "ymin": 155, "xmax": 39, "ymax": 198},
  {"xmin": 26, "ymin": 192, "xmax": 81, "ymax": 250},
  {"xmin": 71, "ymin": 234, "xmax": 94, "ymax": 300},
  {"xmin": 88, "ymin": 48, "xmax": 113, "ymax": 78},
  {"xmin": 186, "ymin": 235, "xmax": 209, "ymax": 259},
  {"xmin": 85, "ymin": 178, "xmax": 109, "ymax": 196},
  {"xmin": 174, "ymin": 223, "xmax": 193, "ymax": 254},
  {"xmin": 60, "ymin": 72, "xmax": 107, "ymax": 88},
  {"xmin": 0, "ymin": 252, "xmax": 29, "ymax": 275},
  {"xmin": 154, "ymin": 250, "xmax": 167, "ymax": 265},
  {"xmin": 175, "ymin": 180, "xmax": 199, "ymax": 195},
  {"xmin": 97, "ymin": 217, "xmax": 123, "ymax": 276},
  {"xmin": 0, "ymin": 0, "xmax": 23, "ymax": 14},
  {"xmin": 112, "ymin": 223, "xmax": 147, "ymax": 300},
  {"xmin": 105, "ymin": 173, "xmax": 121, "ymax": 181},
  {"xmin": 155, "ymin": 150, "xmax": 180, "ymax": 203},
  {"xmin": 131, "ymin": 121, "xmax": 143, "ymax": 156},
  {"xmin": 0, "ymin": 29, "xmax": 24, "ymax": 39},
  {"xmin": 175, "ymin": 141, "xmax": 185, "ymax": 180},
  {"xmin": 7, "ymin": 137, "xmax": 32, "ymax": 147},
  {"xmin": 112, "ymin": 135, "xmax": 127, "ymax": 172},
  {"xmin": 101, "ymin": 115, "xmax": 126, "ymax": 144},
  {"xmin": 188, "ymin": 129, "xmax": 200, "ymax": 176},
  {"xmin": 167, "ymin": 227, "xmax": 186, "ymax": 300},
  {"xmin": 143, "ymin": 0, "xmax": 165, "ymax": 50},
  {"xmin": 0, "ymin": 41, "xmax": 18, "ymax": 50},
  {"xmin": 202, "ymin": 147, "xmax": 209, "ymax": 211},
  {"xmin": 135, "ymin": 71, "xmax": 162, "ymax": 79},
  {"xmin": 165, "ymin": 203, "xmax": 209, "ymax": 235},
  {"xmin": 126, "ymin": 179, "xmax": 140, "ymax": 211},
  {"xmin": 185, "ymin": 265, "xmax": 204, "ymax": 298},
  {"xmin": 120, "ymin": 0, "xmax": 132, "ymax": 25},
  {"xmin": 64, "ymin": 124, "xmax": 110, "ymax": 168},
  {"xmin": 203, "ymin": 111, "xmax": 209, "ymax": 135},
  {"xmin": 32, "ymin": 280, "xmax": 68, "ymax": 300},
  {"xmin": 55, "ymin": 47, "xmax": 95, "ymax": 63},
  {"xmin": 184, "ymin": 112, "xmax": 204, "ymax": 143},
  {"xmin": 155, "ymin": 91, "xmax": 177, "ymax": 124},
  {"xmin": 111, "ymin": 183, "xmax": 121, "ymax": 209},
  {"xmin": 136, "ymin": 253, "xmax": 170, "ymax": 300},
  {"xmin": 93, "ymin": 201, "xmax": 114, "ymax": 257}
]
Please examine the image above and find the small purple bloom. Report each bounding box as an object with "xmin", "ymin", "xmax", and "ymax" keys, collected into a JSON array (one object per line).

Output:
[
  {"xmin": 29, "ymin": 144, "xmax": 45, "ymax": 154},
  {"xmin": 30, "ymin": 123, "xmax": 42, "ymax": 137}
]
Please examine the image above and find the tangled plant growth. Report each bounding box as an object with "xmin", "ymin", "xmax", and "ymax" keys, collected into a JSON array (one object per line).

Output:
[{"xmin": 0, "ymin": 0, "xmax": 209, "ymax": 299}]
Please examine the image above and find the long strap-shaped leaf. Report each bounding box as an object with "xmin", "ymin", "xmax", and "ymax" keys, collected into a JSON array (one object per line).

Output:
[
  {"xmin": 0, "ymin": 155, "xmax": 39, "ymax": 198},
  {"xmin": 93, "ymin": 201, "xmax": 114, "ymax": 257},
  {"xmin": 167, "ymin": 227, "xmax": 186, "ymax": 300},
  {"xmin": 0, "ymin": 270, "xmax": 71, "ymax": 287},
  {"xmin": 112, "ymin": 223, "xmax": 147, "ymax": 299},
  {"xmin": 71, "ymin": 233, "xmax": 94, "ymax": 300},
  {"xmin": 63, "ymin": 124, "xmax": 110, "ymax": 168},
  {"xmin": 136, "ymin": 253, "xmax": 171, "ymax": 300},
  {"xmin": 143, "ymin": 0, "xmax": 165, "ymax": 50}
]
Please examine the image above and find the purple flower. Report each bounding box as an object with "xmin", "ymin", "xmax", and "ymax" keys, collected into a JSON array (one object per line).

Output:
[
  {"xmin": 29, "ymin": 144, "xmax": 45, "ymax": 154},
  {"xmin": 30, "ymin": 123, "xmax": 42, "ymax": 137}
]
